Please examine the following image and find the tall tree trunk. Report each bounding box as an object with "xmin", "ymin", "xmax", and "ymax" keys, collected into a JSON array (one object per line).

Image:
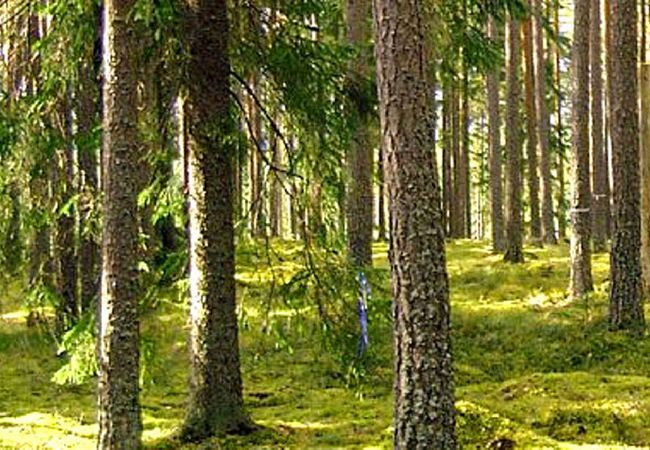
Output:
[
  {"xmin": 78, "ymin": 11, "xmax": 100, "ymax": 313},
  {"xmin": 591, "ymin": 0, "xmax": 610, "ymax": 252},
  {"xmin": 450, "ymin": 80, "xmax": 462, "ymax": 238},
  {"xmin": 640, "ymin": 64, "xmax": 650, "ymax": 298},
  {"xmin": 608, "ymin": 0, "xmax": 645, "ymax": 330},
  {"xmin": 534, "ymin": 0, "xmax": 556, "ymax": 244},
  {"xmin": 55, "ymin": 87, "xmax": 78, "ymax": 334},
  {"xmin": 570, "ymin": 0, "xmax": 594, "ymax": 298},
  {"xmin": 555, "ymin": 0, "xmax": 567, "ymax": 240},
  {"xmin": 181, "ymin": 0, "xmax": 252, "ymax": 439},
  {"xmin": 523, "ymin": 13, "xmax": 542, "ymax": 244},
  {"xmin": 504, "ymin": 17, "xmax": 525, "ymax": 263},
  {"xmin": 487, "ymin": 16, "xmax": 505, "ymax": 252},
  {"xmin": 346, "ymin": 0, "xmax": 373, "ymax": 266},
  {"xmin": 97, "ymin": 0, "xmax": 142, "ymax": 446},
  {"xmin": 460, "ymin": 66, "xmax": 471, "ymax": 238},
  {"xmin": 442, "ymin": 83, "xmax": 453, "ymax": 236},
  {"xmin": 373, "ymin": 0, "xmax": 456, "ymax": 446}
]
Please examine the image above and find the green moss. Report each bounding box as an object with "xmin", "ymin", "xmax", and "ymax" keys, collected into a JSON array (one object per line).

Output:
[{"xmin": 1, "ymin": 241, "xmax": 650, "ymax": 448}]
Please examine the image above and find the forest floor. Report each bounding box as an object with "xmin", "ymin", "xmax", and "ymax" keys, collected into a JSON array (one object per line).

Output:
[{"xmin": 1, "ymin": 241, "xmax": 650, "ymax": 449}]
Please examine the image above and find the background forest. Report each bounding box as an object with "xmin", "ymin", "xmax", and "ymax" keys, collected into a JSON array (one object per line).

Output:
[{"xmin": 0, "ymin": 0, "xmax": 649, "ymax": 448}]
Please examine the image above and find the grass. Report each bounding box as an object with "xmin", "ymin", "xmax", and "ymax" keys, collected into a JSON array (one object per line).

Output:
[{"xmin": 1, "ymin": 240, "xmax": 650, "ymax": 449}]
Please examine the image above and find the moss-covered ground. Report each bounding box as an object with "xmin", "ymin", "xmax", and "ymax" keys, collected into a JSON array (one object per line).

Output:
[{"xmin": 1, "ymin": 241, "xmax": 650, "ymax": 449}]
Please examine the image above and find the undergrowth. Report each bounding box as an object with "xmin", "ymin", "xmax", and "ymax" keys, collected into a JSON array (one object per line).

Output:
[{"xmin": 0, "ymin": 240, "xmax": 649, "ymax": 449}]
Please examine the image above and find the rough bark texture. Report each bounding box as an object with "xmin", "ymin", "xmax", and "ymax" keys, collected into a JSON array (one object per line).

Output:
[
  {"xmin": 504, "ymin": 18, "xmax": 525, "ymax": 263},
  {"xmin": 78, "ymin": 18, "xmax": 100, "ymax": 313},
  {"xmin": 641, "ymin": 64, "xmax": 650, "ymax": 298},
  {"xmin": 98, "ymin": 0, "xmax": 142, "ymax": 447},
  {"xmin": 487, "ymin": 16, "xmax": 505, "ymax": 252},
  {"xmin": 608, "ymin": 0, "xmax": 645, "ymax": 330},
  {"xmin": 346, "ymin": 0, "xmax": 373, "ymax": 266},
  {"xmin": 181, "ymin": 0, "xmax": 252, "ymax": 440},
  {"xmin": 534, "ymin": 0, "xmax": 556, "ymax": 245},
  {"xmin": 55, "ymin": 88, "xmax": 78, "ymax": 334},
  {"xmin": 570, "ymin": 0, "xmax": 594, "ymax": 298},
  {"xmin": 591, "ymin": 0, "xmax": 609, "ymax": 252},
  {"xmin": 523, "ymin": 14, "xmax": 542, "ymax": 243},
  {"xmin": 373, "ymin": 0, "xmax": 456, "ymax": 446}
]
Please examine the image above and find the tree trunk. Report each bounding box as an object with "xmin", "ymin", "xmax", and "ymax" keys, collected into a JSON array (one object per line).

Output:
[
  {"xmin": 97, "ymin": 0, "xmax": 142, "ymax": 446},
  {"xmin": 591, "ymin": 0, "xmax": 609, "ymax": 253},
  {"xmin": 442, "ymin": 82, "xmax": 452, "ymax": 236},
  {"xmin": 450, "ymin": 80, "xmax": 462, "ymax": 238},
  {"xmin": 460, "ymin": 67, "xmax": 471, "ymax": 238},
  {"xmin": 608, "ymin": 0, "xmax": 645, "ymax": 330},
  {"xmin": 523, "ymin": 13, "xmax": 542, "ymax": 244},
  {"xmin": 346, "ymin": 0, "xmax": 373, "ymax": 266},
  {"xmin": 555, "ymin": 0, "xmax": 567, "ymax": 240},
  {"xmin": 570, "ymin": 0, "xmax": 594, "ymax": 298},
  {"xmin": 373, "ymin": 0, "xmax": 456, "ymax": 446},
  {"xmin": 55, "ymin": 87, "xmax": 78, "ymax": 334},
  {"xmin": 378, "ymin": 145, "xmax": 387, "ymax": 240},
  {"xmin": 504, "ymin": 17, "xmax": 525, "ymax": 263},
  {"xmin": 641, "ymin": 64, "xmax": 650, "ymax": 299},
  {"xmin": 487, "ymin": 16, "xmax": 505, "ymax": 252},
  {"xmin": 534, "ymin": 0, "xmax": 556, "ymax": 245},
  {"xmin": 181, "ymin": 0, "xmax": 252, "ymax": 439},
  {"xmin": 78, "ymin": 12, "xmax": 100, "ymax": 313}
]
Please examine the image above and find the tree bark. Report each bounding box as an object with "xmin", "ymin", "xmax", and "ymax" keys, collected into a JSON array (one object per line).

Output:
[
  {"xmin": 504, "ymin": 17, "xmax": 525, "ymax": 263},
  {"xmin": 555, "ymin": 0, "xmax": 567, "ymax": 240},
  {"xmin": 78, "ymin": 11, "xmax": 100, "ymax": 313},
  {"xmin": 523, "ymin": 13, "xmax": 542, "ymax": 244},
  {"xmin": 55, "ymin": 87, "xmax": 78, "ymax": 334},
  {"xmin": 181, "ymin": 0, "xmax": 252, "ymax": 439},
  {"xmin": 460, "ymin": 66, "xmax": 471, "ymax": 238},
  {"xmin": 346, "ymin": 0, "xmax": 373, "ymax": 266},
  {"xmin": 534, "ymin": 0, "xmax": 556, "ymax": 245},
  {"xmin": 373, "ymin": 0, "xmax": 456, "ymax": 446},
  {"xmin": 487, "ymin": 16, "xmax": 505, "ymax": 252},
  {"xmin": 591, "ymin": 0, "xmax": 609, "ymax": 252},
  {"xmin": 97, "ymin": 0, "xmax": 142, "ymax": 446},
  {"xmin": 608, "ymin": 0, "xmax": 645, "ymax": 330},
  {"xmin": 570, "ymin": 0, "xmax": 594, "ymax": 298},
  {"xmin": 641, "ymin": 64, "xmax": 650, "ymax": 299}
]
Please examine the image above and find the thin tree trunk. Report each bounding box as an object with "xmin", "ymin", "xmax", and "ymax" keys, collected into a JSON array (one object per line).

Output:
[
  {"xmin": 378, "ymin": 145, "xmax": 386, "ymax": 240},
  {"xmin": 570, "ymin": 0, "xmax": 594, "ymax": 298},
  {"xmin": 534, "ymin": 0, "xmax": 556, "ymax": 244},
  {"xmin": 608, "ymin": 0, "xmax": 645, "ymax": 330},
  {"xmin": 78, "ymin": 12, "xmax": 100, "ymax": 312},
  {"xmin": 487, "ymin": 16, "xmax": 505, "ymax": 252},
  {"xmin": 523, "ymin": 13, "xmax": 542, "ymax": 244},
  {"xmin": 591, "ymin": 0, "xmax": 609, "ymax": 252},
  {"xmin": 451, "ymin": 80, "xmax": 462, "ymax": 238},
  {"xmin": 504, "ymin": 17, "xmax": 525, "ymax": 263},
  {"xmin": 460, "ymin": 66, "xmax": 471, "ymax": 238},
  {"xmin": 442, "ymin": 83, "xmax": 452, "ymax": 237},
  {"xmin": 555, "ymin": 0, "xmax": 567, "ymax": 240},
  {"xmin": 346, "ymin": 0, "xmax": 373, "ymax": 265},
  {"xmin": 55, "ymin": 87, "xmax": 78, "ymax": 334},
  {"xmin": 373, "ymin": 0, "xmax": 456, "ymax": 444},
  {"xmin": 97, "ymin": 0, "xmax": 142, "ymax": 446}
]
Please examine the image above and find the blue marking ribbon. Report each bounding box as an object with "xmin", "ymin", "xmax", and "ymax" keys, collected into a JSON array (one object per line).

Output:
[{"xmin": 357, "ymin": 271, "xmax": 371, "ymax": 356}]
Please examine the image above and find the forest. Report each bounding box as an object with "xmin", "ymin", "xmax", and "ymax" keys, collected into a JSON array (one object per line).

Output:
[{"xmin": 0, "ymin": 0, "xmax": 649, "ymax": 448}]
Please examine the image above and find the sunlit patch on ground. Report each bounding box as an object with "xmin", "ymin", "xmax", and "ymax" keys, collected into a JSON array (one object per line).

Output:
[{"xmin": 1, "ymin": 241, "xmax": 649, "ymax": 448}]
